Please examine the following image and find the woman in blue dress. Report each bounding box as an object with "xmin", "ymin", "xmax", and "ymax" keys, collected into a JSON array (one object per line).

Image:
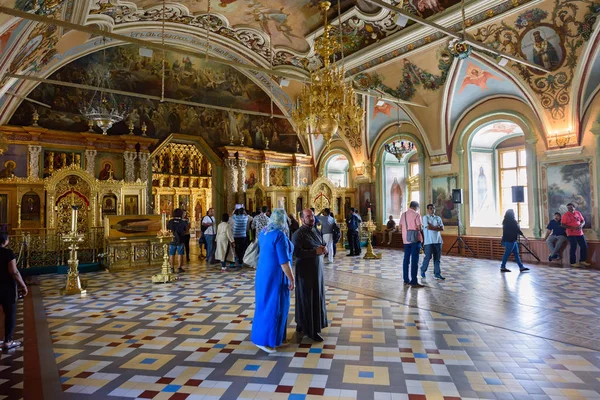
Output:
[{"xmin": 251, "ymin": 208, "xmax": 295, "ymax": 354}]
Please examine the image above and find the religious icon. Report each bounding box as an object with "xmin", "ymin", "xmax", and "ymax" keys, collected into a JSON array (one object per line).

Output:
[
  {"xmin": 0, "ymin": 160, "xmax": 17, "ymax": 178},
  {"xmin": 124, "ymin": 196, "xmax": 139, "ymax": 216},
  {"xmin": 98, "ymin": 163, "xmax": 114, "ymax": 180},
  {"xmin": 21, "ymin": 193, "xmax": 40, "ymax": 221},
  {"xmin": 520, "ymin": 26, "xmax": 563, "ymax": 72},
  {"xmin": 391, "ymin": 178, "xmax": 403, "ymax": 216},
  {"xmin": 103, "ymin": 195, "xmax": 116, "ymax": 212}
]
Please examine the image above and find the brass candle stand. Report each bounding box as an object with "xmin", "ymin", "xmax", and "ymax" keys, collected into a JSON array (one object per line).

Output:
[
  {"xmin": 152, "ymin": 230, "xmax": 179, "ymax": 284},
  {"xmin": 363, "ymin": 220, "xmax": 382, "ymax": 260},
  {"xmin": 61, "ymin": 231, "xmax": 87, "ymax": 296}
]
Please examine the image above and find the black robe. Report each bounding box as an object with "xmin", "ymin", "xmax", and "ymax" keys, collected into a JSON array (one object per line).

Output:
[{"xmin": 292, "ymin": 225, "xmax": 328, "ymax": 338}]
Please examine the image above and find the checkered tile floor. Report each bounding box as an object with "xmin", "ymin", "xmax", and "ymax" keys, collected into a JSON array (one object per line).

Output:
[
  {"xmin": 0, "ymin": 302, "xmax": 24, "ymax": 400},
  {"xmin": 13, "ymin": 248, "xmax": 600, "ymax": 399}
]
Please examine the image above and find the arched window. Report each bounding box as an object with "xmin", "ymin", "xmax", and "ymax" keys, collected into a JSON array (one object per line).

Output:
[
  {"xmin": 325, "ymin": 155, "xmax": 349, "ymax": 187},
  {"xmin": 469, "ymin": 121, "xmax": 528, "ymax": 227},
  {"xmin": 382, "ymin": 144, "xmax": 418, "ymax": 224}
]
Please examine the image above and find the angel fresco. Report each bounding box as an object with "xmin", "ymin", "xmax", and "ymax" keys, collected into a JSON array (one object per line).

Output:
[{"xmin": 247, "ymin": 1, "xmax": 300, "ymax": 43}]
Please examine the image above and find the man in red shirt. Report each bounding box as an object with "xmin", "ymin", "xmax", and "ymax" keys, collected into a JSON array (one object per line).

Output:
[{"xmin": 561, "ymin": 202, "xmax": 591, "ymax": 267}]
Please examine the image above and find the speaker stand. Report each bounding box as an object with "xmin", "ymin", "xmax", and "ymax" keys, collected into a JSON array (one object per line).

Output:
[
  {"xmin": 446, "ymin": 207, "xmax": 476, "ymax": 257},
  {"xmin": 516, "ymin": 205, "xmax": 540, "ymax": 262}
]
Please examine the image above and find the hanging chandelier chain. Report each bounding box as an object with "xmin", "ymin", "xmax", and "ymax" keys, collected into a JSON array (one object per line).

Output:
[
  {"xmin": 161, "ymin": 0, "xmax": 166, "ymax": 102},
  {"xmin": 205, "ymin": 0, "xmax": 211, "ymax": 61},
  {"xmin": 337, "ymin": 0, "xmax": 344, "ymax": 66}
]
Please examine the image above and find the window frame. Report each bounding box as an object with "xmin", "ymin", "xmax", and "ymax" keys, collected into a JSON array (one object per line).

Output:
[{"xmin": 498, "ymin": 146, "xmax": 528, "ymax": 226}]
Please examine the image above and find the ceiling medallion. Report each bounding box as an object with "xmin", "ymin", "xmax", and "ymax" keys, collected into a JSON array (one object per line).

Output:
[
  {"xmin": 291, "ymin": 1, "xmax": 364, "ymax": 147},
  {"xmin": 448, "ymin": 38, "xmax": 472, "ymax": 60}
]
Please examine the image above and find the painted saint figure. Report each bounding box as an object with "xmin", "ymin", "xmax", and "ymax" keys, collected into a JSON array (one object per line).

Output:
[
  {"xmin": 391, "ymin": 177, "xmax": 403, "ymax": 216},
  {"xmin": 531, "ymin": 30, "xmax": 560, "ymax": 70},
  {"xmin": 98, "ymin": 163, "xmax": 114, "ymax": 181},
  {"xmin": 477, "ymin": 166, "xmax": 488, "ymax": 211}
]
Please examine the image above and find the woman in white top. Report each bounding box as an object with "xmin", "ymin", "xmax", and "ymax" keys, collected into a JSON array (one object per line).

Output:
[{"xmin": 215, "ymin": 213, "xmax": 235, "ymax": 271}]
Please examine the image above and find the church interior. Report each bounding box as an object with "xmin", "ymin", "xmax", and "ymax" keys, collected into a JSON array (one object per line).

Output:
[{"xmin": 1, "ymin": 0, "xmax": 600, "ymax": 398}]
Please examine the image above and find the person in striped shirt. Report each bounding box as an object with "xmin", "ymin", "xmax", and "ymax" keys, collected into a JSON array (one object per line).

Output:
[{"xmin": 231, "ymin": 208, "xmax": 249, "ymax": 267}]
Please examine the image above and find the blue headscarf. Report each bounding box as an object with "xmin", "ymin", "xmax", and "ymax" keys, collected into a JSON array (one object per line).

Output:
[{"xmin": 265, "ymin": 208, "xmax": 288, "ymax": 233}]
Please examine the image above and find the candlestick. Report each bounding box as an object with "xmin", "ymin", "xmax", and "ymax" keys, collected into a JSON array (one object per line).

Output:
[
  {"xmin": 71, "ymin": 206, "xmax": 78, "ymax": 233},
  {"xmin": 161, "ymin": 213, "xmax": 167, "ymax": 231}
]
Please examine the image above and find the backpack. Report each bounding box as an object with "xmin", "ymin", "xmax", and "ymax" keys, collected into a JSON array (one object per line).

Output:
[{"xmin": 332, "ymin": 223, "xmax": 341, "ymax": 243}]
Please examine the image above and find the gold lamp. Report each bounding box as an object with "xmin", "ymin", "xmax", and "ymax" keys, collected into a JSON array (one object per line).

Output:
[{"xmin": 291, "ymin": 1, "xmax": 364, "ymax": 146}]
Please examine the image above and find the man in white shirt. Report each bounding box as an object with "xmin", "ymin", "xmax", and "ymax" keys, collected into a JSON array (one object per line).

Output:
[
  {"xmin": 316, "ymin": 208, "xmax": 336, "ymax": 264},
  {"xmin": 202, "ymin": 208, "xmax": 217, "ymax": 264},
  {"xmin": 420, "ymin": 204, "xmax": 445, "ymax": 280}
]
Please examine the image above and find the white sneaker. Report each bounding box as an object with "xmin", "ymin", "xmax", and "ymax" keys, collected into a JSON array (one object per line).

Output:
[{"xmin": 255, "ymin": 344, "xmax": 276, "ymax": 354}]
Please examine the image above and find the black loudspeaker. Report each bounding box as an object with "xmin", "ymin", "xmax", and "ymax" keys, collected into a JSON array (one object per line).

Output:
[
  {"xmin": 511, "ymin": 186, "xmax": 525, "ymax": 203},
  {"xmin": 452, "ymin": 189, "xmax": 463, "ymax": 204}
]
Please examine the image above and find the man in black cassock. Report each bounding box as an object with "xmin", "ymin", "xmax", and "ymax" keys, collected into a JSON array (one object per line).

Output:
[{"xmin": 292, "ymin": 208, "xmax": 328, "ymax": 342}]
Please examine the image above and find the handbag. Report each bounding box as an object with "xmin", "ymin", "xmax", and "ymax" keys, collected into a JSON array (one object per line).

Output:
[
  {"xmin": 404, "ymin": 211, "xmax": 421, "ymax": 243},
  {"xmin": 243, "ymin": 239, "xmax": 259, "ymax": 268}
]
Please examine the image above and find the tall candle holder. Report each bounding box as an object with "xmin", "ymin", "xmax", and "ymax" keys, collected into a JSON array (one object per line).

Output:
[
  {"xmin": 61, "ymin": 206, "xmax": 87, "ymax": 295},
  {"xmin": 363, "ymin": 217, "xmax": 382, "ymax": 260},
  {"xmin": 152, "ymin": 227, "xmax": 179, "ymax": 284}
]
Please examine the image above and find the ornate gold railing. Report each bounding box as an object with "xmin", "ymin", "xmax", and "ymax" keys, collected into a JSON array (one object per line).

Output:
[{"xmin": 8, "ymin": 228, "xmax": 105, "ymax": 269}]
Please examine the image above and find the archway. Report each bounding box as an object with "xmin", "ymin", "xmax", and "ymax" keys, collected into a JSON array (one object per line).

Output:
[{"xmin": 324, "ymin": 155, "xmax": 349, "ymax": 188}]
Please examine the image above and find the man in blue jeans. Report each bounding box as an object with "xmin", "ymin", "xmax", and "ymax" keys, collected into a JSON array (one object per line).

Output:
[
  {"xmin": 400, "ymin": 201, "xmax": 424, "ymax": 287},
  {"xmin": 168, "ymin": 208, "xmax": 188, "ymax": 273},
  {"xmin": 420, "ymin": 204, "xmax": 445, "ymax": 280},
  {"xmin": 202, "ymin": 208, "xmax": 217, "ymax": 264}
]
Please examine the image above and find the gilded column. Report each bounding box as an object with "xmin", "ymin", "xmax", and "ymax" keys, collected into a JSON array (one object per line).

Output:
[
  {"xmin": 123, "ymin": 151, "xmax": 137, "ymax": 182},
  {"xmin": 154, "ymin": 193, "xmax": 160, "ymax": 215},
  {"xmin": 293, "ymin": 165, "xmax": 301, "ymax": 187},
  {"xmin": 84, "ymin": 149, "xmax": 97, "ymax": 176},
  {"xmin": 225, "ymin": 159, "xmax": 238, "ymax": 211},
  {"xmin": 237, "ymin": 159, "xmax": 247, "ymax": 193},
  {"xmin": 138, "ymin": 152, "xmax": 151, "ymax": 182},
  {"xmin": 28, "ymin": 145, "xmax": 42, "ymax": 179},
  {"xmin": 591, "ymin": 124, "xmax": 600, "ymax": 236},
  {"xmin": 263, "ymin": 163, "xmax": 271, "ymax": 187},
  {"xmin": 525, "ymin": 137, "xmax": 541, "ymax": 238}
]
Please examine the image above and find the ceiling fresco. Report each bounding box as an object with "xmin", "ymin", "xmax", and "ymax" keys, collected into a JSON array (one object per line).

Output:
[
  {"xmin": 448, "ymin": 58, "xmax": 529, "ymax": 136},
  {"xmin": 90, "ymin": 0, "xmax": 467, "ymax": 70},
  {"xmin": 472, "ymin": 0, "xmax": 600, "ymax": 121},
  {"xmin": 8, "ymin": 44, "xmax": 299, "ymax": 153}
]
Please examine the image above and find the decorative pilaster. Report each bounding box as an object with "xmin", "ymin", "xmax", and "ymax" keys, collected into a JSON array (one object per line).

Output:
[
  {"xmin": 525, "ymin": 137, "xmax": 541, "ymax": 238},
  {"xmin": 225, "ymin": 159, "xmax": 238, "ymax": 211},
  {"xmin": 28, "ymin": 145, "xmax": 42, "ymax": 179},
  {"xmin": 123, "ymin": 151, "xmax": 137, "ymax": 182},
  {"xmin": 84, "ymin": 149, "xmax": 97, "ymax": 177},
  {"xmin": 138, "ymin": 152, "xmax": 151, "ymax": 182},
  {"xmin": 263, "ymin": 163, "xmax": 271, "ymax": 187},
  {"xmin": 293, "ymin": 165, "xmax": 301, "ymax": 187},
  {"xmin": 237, "ymin": 159, "xmax": 247, "ymax": 193},
  {"xmin": 591, "ymin": 124, "xmax": 600, "ymax": 237}
]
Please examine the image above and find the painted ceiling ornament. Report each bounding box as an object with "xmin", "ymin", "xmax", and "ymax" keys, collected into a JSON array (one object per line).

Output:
[
  {"xmin": 458, "ymin": 62, "xmax": 502, "ymax": 93},
  {"xmin": 448, "ymin": 38, "xmax": 472, "ymax": 59},
  {"xmin": 353, "ymin": 46, "xmax": 454, "ymax": 101},
  {"xmin": 473, "ymin": 3, "xmax": 600, "ymax": 120}
]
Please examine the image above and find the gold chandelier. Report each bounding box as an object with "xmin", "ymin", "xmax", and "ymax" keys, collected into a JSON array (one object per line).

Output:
[{"xmin": 291, "ymin": 1, "xmax": 364, "ymax": 146}]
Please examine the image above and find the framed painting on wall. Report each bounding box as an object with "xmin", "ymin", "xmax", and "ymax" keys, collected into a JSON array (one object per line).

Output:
[
  {"xmin": 541, "ymin": 160, "xmax": 594, "ymax": 229},
  {"xmin": 428, "ymin": 175, "xmax": 458, "ymax": 226}
]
